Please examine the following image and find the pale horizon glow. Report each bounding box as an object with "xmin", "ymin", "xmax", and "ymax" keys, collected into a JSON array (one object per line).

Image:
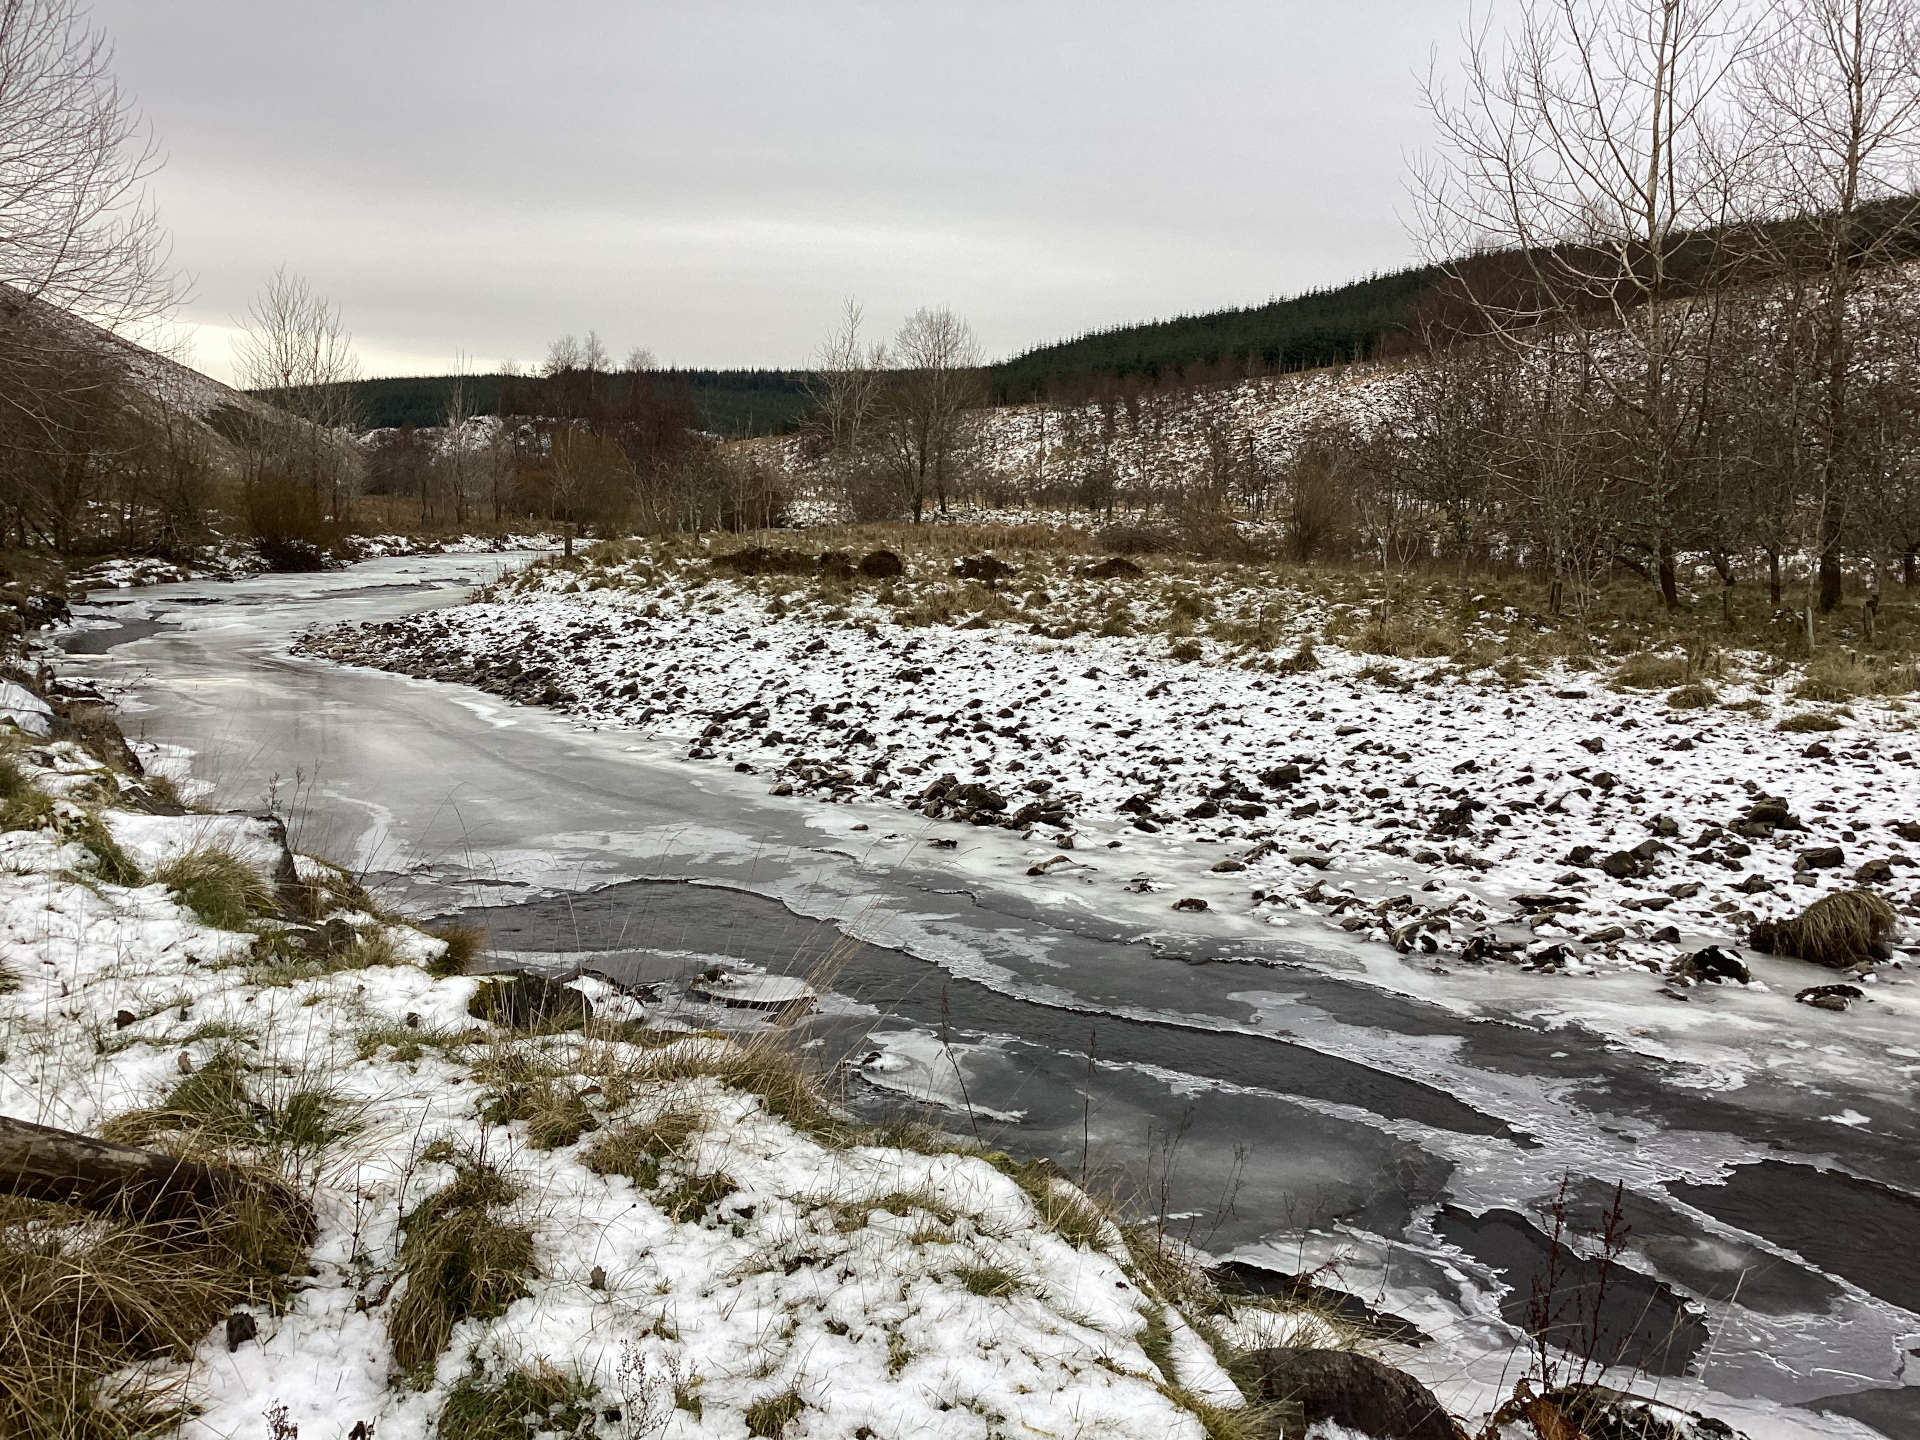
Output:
[{"xmin": 91, "ymin": 2, "xmax": 1498, "ymax": 387}]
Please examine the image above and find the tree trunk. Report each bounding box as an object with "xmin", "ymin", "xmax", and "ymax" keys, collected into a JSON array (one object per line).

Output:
[
  {"xmin": 1657, "ymin": 540, "xmax": 1678, "ymax": 610},
  {"xmin": 1818, "ymin": 550, "xmax": 1843, "ymax": 613},
  {"xmin": 0, "ymin": 1114, "xmax": 312, "ymax": 1238},
  {"xmin": 1767, "ymin": 549, "xmax": 1782, "ymax": 606}
]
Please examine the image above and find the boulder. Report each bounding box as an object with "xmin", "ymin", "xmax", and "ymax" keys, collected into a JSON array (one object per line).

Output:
[
  {"xmin": 1082, "ymin": 555, "xmax": 1144, "ymax": 580},
  {"xmin": 1244, "ymin": 1347, "xmax": 1460, "ymax": 1440},
  {"xmin": 952, "ymin": 554, "xmax": 1015, "ymax": 586},
  {"xmin": 467, "ymin": 973, "xmax": 591, "ymax": 1031},
  {"xmin": 857, "ymin": 549, "xmax": 905, "ymax": 579},
  {"xmin": 816, "ymin": 550, "xmax": 856, "ymax": 582}
]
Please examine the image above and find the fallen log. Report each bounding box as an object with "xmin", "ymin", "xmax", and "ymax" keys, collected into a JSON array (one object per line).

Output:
[{"xmin": 0, "ymin": 1114, "xmax": 314, "ymax": 1240}]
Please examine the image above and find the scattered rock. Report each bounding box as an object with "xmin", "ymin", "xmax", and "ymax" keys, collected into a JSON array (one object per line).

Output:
[
  {"xmin": 1259, "ymin": 763, "xmax": 1302, "ymax": 789},
  {"xmin": 1854, "ymin": 858, "xmax": 1894, "ymax": 885},
  {"xmin": 1674, "ymin": 946, "xmax": 1750, "ymax": 985},
  {"xmin": 1796, "ymin": 983, "xmax": 1867, "ymax": 1012},
  {"xmin": 1794, "ymin": 845, "xmax": 1844, "ymax": 872},
  {"xmin": 1171, "ymin": 897, "xmax": 1209, "ymax": 912},
  {"xmin": 225, "ymin": 1311, "xmax": 257, "ymax": 1353}
]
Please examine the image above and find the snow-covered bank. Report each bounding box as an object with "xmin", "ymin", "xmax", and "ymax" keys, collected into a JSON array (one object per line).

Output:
[
  {"xmin": 300, "ymin": 545, "xmax": 1919, "ymax": 1019},
  {"xmin": 0, "ymin": 733, "xmax": 1314, "ymax": 1439}
]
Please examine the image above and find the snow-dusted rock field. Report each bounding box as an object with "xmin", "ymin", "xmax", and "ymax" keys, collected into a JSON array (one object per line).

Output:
[
  {"xmin": 0, "ymin": 733, "xmax": 1311, "ymax": 1439},
  {"xmin": 301, "ymin": 538, "xmax": 1919, "ymax": 1010}
]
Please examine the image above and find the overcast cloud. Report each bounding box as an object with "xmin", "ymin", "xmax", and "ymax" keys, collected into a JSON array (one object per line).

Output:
[{"xmin": 91, "ymin": 1, "xmax": 1491, "ymax": 383}]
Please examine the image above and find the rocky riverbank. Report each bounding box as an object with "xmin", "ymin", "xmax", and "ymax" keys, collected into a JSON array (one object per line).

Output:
[{"xmin": 299, "ymin": 542, "xmax": 1919, "ymax": 1018}]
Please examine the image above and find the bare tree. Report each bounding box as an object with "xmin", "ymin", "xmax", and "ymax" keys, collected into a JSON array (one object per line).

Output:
[
  {"xmin": 232, "ymin": 267, "xmax": 362, "ymax": 519},
  {"xmin": 544, "ymin": 334, "xmax": 583, "ymax": 376},
  {"xmin": 623, "ymin": 345, "xmax": 657, "ymax": 373},
  {"xmin": 807, "ymin": 299, "xmax": 886, "ymax": 456},
  {"xmin": 0, "ymin": 0, "xmax": 180, "ymax": 550},
  {"xmin": 1417, "ymin": 0, "xmax": 1756, "ymax": 607},
  {"xmin": 878, "ymin": 306, "xmax": 979, "ymax": 523},
  {"xmin": 1740, "ymin": 0, "xmax": 1920, "ymax": 618},
  {"xmin": 435, "ymin": 350, "xmax": 477, "ymax": 525},
  {"xmin": 0, "ymin": 0, "xmax": 174, "ymax": 328}
]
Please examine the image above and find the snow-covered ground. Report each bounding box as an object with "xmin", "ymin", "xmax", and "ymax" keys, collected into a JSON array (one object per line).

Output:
[
  {"xmin": 0, "ymin": 733, "xmax": 1310, "ymax": 1439},
  {"xmin": 300, "ymin": 543, "xmax": 1920, "ymax": 1021}
]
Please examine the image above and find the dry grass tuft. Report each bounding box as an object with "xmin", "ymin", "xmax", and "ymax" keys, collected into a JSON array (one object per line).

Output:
[
  {"xmin": 744, "ymin": 1386, "xmax": 807, "ymax": 1437},
  {"xmin": 0, "ymin": 1171, "xmax": 308, "ymax": 1439},
  {"xmin": 435, "ymin": 1361, "xmax": 596, "ymax": 1440},
  {"xmin": 1796, "ymin": 650, "xmax": 1919, "ymax": 702},
  {"xmin": 1665, "ymin": 682, "xmax": 1717, "ymax": 710},
  {"xmin": 1779, "ymin": 710, "xmax": 1843, "ymax": 733},
  {"xmin": 1751, "ymin": 889, "xmax": 1899, "ymax": 969},
  {"xmin": 156, "ymin": 847, "xmax": 276, "ymax": 931},
  {"xmin": 481, "ymin": 1076, "xmax": 598, "ymax": 1150},
  {"xmin": 1611, "ymin": 652, "xmax": 1690, "ymax": 690},
  {"xmin": 622, "ymin": 1040, "xmax": 853, "ymax": 1145},
  {"xmin": 0, "ymin": 754, "xmax": 54, "ymax": 831},
  {"xmin": 583, "ymin": 1108, "xmax": 703, "ymax": 1191},
  {"xmin": 389, "ymin": 1157, "xmax": 537, "ymax": 1377},
  {"xmin": 425, "ymin": 922, "xmax": 485, "ymax": 978}
]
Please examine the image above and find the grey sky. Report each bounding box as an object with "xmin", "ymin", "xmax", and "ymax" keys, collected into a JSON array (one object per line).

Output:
[{"xmin": 93, "ymin": 1, "xmax": 1485, "ymax": 383}]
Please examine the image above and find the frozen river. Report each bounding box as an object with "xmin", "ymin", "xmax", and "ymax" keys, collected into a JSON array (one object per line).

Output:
[{"xmin": 62, "ymin": 553, "xmax": 1919, "ymax": 1438}]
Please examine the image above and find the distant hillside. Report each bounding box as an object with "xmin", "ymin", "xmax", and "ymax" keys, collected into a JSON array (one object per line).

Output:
[
  {"xmin": 988, "ymin": 264, "xmax": 1443, "ymax": 401},
  {"xmin": 325, "ymin": 369, "xmax": 815, "ymax": 436}
]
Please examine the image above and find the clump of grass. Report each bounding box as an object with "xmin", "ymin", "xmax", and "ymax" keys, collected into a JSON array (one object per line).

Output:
[
  {"xmin": 744, "ymin": 1386, "xmax": 806, "ymax": 1438},
  {"xmin": 291, "ymin": 857, "xmax": 373, "ymax": 920},
  {"xmin": 426, "ymin": 922, "xmax": 485, "ymax": 978},
  {"xmin": 1168, "ymin": 638, "xmax": 1205, "ymax": 662},
  {"xmin": 1611, "ymin": 652, "xmax": 1689, "ymax": 690},
  {"xmin": 584, "ymin": 1109, "xmax": 703, "ymax": 1190},
  {"xmin": 1750, "ymin": 889, "xmax": 1899, "ymax": 969},
  {"xmin": 389, "ymin": 1158, "xmax": 537, "ymax": 1377},
  {"xmin": 1779, "ymin": 710, "xmax": 1843, "ymax": 733},
  {"xmin": 1665, "ymin": 681, "xmax": 1717, "ymax": 710},
  {"xmin": 1138, "ymin": 1302, "xmax": 1177, "ymax": 1383},
  {"xmin": 63, "ymin": 813, "xmax": 142, "ymax": 886},
  {"xmin": 1121, "ymin": 1226, "xmax": 1228, "ymax": 1321},
  {"xmin": 0, "ymin": 1184, "xmax": 307, "ymax": 1440},
  {"xmin": 657, "ymin": 1170, "xmax": 740, "ymax": 1224},
  {"xmin": 1795, "ymin": 650, "xmax": 1916, "ymax": 703},
  {"xmin": 954, "ymin": 1261, "xmax": 1027, "ymax": 1298},
  {"xmin": 0, "ymin": 755, "xmax": 54, "ymax": 831},
  {"xmin": 355, "ymin": 1019, "xmax": 472, "ymax": 1064},
  {"xmin": 1276, "ymin": 638, "xmax": 1320, "ymax": 674},
  {"xmin": 156, "ymin": 847, "xmax": 276, "ymax": 930},
  {"xmin": 102, "ymin": 1049, "xmax": 353, "ymax": 1171},
  {"xmin": 1021, "ymin": 1176, "xmax": 1111, "ymax": 1251},
  {"xmin": 625, "ymin": 1041, "xmax": 852, "ymax": 1145},
  {"xmin": 481, "ymin": 1077, "xmax": 597, "ymax": 1150},
  {"xmin": 436, "ymin": 1361, "xmax": 596, "ymax": 1440}
]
